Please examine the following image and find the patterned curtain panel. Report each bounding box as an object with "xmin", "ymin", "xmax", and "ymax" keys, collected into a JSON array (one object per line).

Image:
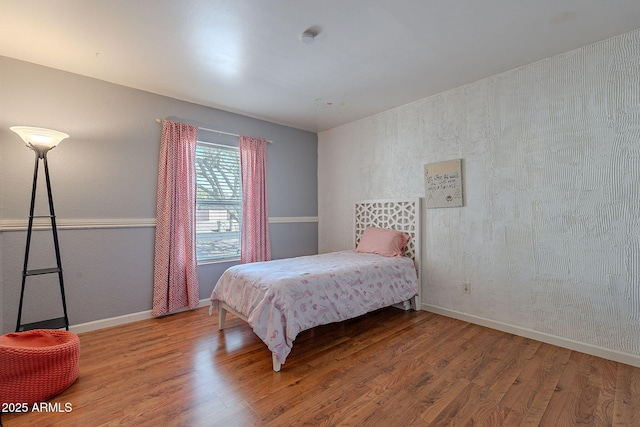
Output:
[
  {"xmin": 152, "ymin": 120, "xmax": 200, "ymax": 316},
  {"xmin": 239, "ymin": 135, "xmax": 271, "ymax": 263}
]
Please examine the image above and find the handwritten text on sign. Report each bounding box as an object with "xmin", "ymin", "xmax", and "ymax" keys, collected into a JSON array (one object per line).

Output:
[{"xmin": 424, "ymin": 159, "xmax": 463, "ymax": 208}]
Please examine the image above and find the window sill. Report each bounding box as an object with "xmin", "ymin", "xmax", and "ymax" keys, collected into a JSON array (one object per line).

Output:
[{"xmin": 197, "ymin": 257, "xmax": 240, "ymax": 266}]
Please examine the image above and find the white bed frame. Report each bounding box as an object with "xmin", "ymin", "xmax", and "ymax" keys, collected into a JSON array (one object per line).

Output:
[
  {"xmin": 217, "ymin": 198, "xmax": 421, "ymax": 371},
  {"xmin": 355, "ymin": 198, "xmax": 421, "ymax": 310}
]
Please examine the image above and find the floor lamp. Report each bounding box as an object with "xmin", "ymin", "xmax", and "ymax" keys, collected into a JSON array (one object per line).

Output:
[{"xmin": 10, "ymin": 126, "xmax": 71, "ymax": 332}]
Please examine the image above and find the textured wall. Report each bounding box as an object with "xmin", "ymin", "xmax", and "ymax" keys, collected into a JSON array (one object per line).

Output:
[{"xmin": 319, "ymin": 29, "xmax": 640, "ymax": 358}]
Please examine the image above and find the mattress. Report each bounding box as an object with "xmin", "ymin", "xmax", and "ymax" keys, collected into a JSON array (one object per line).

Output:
[{"xmin": 210, "ymin": 250, "xmax": 418, "ymax": 364}]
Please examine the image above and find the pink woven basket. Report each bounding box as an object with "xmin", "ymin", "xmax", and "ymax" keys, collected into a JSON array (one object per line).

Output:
[{"xmin": 0, "ymin": 329, "xmax": 80, "ymax": 406}]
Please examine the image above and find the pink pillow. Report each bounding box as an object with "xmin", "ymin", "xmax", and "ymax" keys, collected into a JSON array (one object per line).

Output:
[{"xmin": 356, "ymin": 227, "xmax": 410, "ymax": 257}]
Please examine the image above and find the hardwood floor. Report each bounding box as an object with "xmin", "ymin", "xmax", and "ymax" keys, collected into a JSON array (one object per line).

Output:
[{"xmin": 2, "ymin": 306, "xmax": 639, "ymax": 426}]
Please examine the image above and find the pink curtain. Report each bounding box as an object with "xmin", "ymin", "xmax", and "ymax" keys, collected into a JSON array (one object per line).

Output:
[
  {"xmin": 240, "ymin": 135, "xmax": 271, "ymax": 263},
  {"xmin": 152, "ymin": 120, "xmax": 200, "ymax": 316}
]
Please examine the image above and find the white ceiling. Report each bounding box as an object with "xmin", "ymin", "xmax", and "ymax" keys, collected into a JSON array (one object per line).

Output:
[{"xmin": 2, "ymin": 1, "xmax": 640, "ymax": 133}]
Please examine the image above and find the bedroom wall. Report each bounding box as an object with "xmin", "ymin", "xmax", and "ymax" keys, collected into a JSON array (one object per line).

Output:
[
  {"xmin": 0, "ymin": 57, "xmax": 317, "ymax": 334},
  {"xmin": 318, "ymin": 29, "xmax": 640, "ymax": 364}
]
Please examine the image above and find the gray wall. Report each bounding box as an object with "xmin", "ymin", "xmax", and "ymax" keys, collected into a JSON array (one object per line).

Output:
[{"xmin": 0, "ymin": 57, "xmax": 317, "ymax": 333}]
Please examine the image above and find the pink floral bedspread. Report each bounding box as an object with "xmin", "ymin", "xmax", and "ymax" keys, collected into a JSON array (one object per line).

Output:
[{"xmin": 210, "ymin": 250, "xmax": 418, "ymax": 364}]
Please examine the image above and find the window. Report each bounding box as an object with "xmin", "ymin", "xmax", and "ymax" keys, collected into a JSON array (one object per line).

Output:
[{"xmin": 195, "ymin": 142, "xmax": 241, "ymax": 262}]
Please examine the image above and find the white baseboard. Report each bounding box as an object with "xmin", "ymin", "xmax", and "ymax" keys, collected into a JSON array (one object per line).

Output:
[
  {"xmin": 70, "ymin": 300, "xmax": 640, "ymax": 368},
  {"xmin": 69, "ymin": 299, "xmax": 211, "ymax": 334},
  {"xmin": 423, "ymin": 304, "xmax": 640, "ymax": 369}
]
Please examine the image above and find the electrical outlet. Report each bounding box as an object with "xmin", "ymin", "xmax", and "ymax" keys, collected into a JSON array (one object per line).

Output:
[{"xmin": 462, "ymin": 282, "xmax": 471, "ymax": 294}]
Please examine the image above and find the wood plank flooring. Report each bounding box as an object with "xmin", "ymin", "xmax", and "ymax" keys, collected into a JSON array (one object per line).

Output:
[{"xmin": 2, "ymin": 306, "xmax": 639, "ymax": 426}]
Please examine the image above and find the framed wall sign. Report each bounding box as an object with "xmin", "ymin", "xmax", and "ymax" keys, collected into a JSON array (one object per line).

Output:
[{"xmin": 424, "ymin": 159, "xmax": 463, "ymax": 208}]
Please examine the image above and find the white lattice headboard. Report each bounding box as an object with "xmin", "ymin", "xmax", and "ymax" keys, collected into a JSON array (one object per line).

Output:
[
  {"xmin": 355, "ymin": 198, "xmax": 422, "ymax": 310},
  {"xmin": 354, "ymin": 198, "xmax": 421, "ymax": 266}
]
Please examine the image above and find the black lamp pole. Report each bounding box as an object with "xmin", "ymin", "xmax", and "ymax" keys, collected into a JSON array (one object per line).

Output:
[{"xmin": 11, "ymin": 126, "xmax": 70, "ymax": 332}]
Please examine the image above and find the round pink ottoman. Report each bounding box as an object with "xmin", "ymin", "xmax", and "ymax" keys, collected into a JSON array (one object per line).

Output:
[{"xmin": 0, "ymin": 329, "xmax": 80, "ymax": 406}]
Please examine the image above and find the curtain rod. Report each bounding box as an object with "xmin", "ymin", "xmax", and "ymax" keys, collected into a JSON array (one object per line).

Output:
[{"xmin": 155, "ymin": 118, "xmax": 272, "ymax": 143}]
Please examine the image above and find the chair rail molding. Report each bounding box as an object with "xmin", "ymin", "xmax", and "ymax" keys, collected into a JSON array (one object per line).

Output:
[{"xmin": 0, "ymin": 216, "xmax": 319, "ymax": 232}]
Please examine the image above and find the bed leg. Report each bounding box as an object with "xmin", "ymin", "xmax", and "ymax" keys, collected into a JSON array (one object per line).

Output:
[
  {"xmin": 272, "ymin": 354, "xmax": 282, "ymax": 372},
  {"xmin": 219, "ymin": 307, "xmax": 227, "ymax": 330}
]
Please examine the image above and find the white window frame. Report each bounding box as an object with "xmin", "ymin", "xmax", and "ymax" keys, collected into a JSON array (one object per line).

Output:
[{"xmin": 195, "ymin": 141, "xmax": 242, "ymax": 263}]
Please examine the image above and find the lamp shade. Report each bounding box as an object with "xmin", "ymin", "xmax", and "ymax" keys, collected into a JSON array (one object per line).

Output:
[{"xmin": 10, "ymin": 126, "xmax": 69, "ymax": 153}]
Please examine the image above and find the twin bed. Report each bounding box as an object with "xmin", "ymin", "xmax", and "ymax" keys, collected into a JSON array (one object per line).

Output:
[{"xmin": 209, "ymin": 198, "xmax": 421, "ymax": 371}]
